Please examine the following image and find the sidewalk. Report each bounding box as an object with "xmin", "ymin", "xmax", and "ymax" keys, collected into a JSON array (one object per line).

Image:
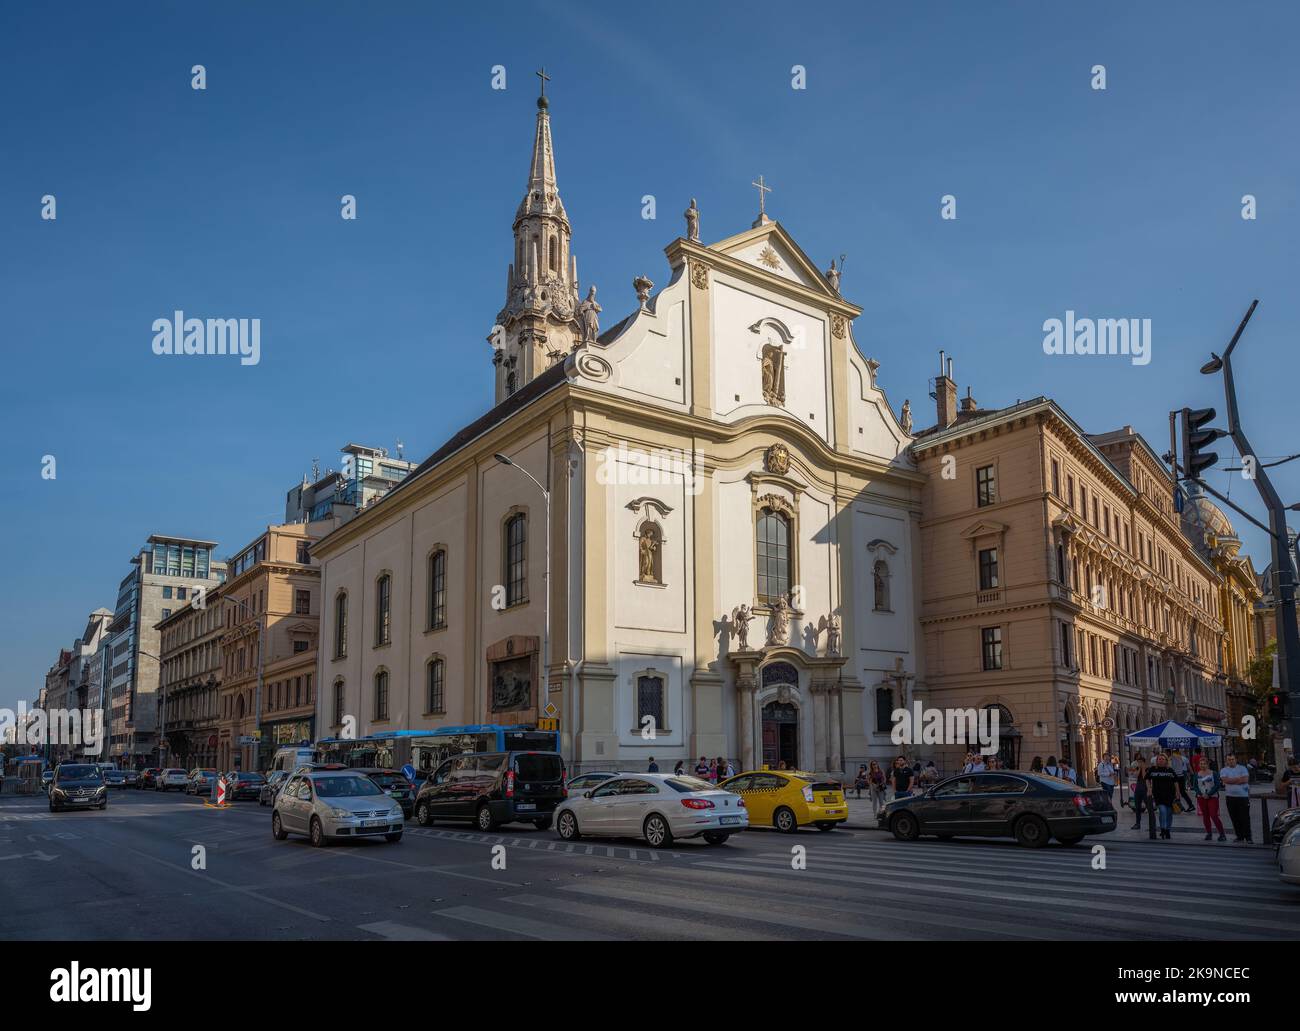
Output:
[{"xmin": 841, "ymin": 787, "xmax": 1280, "ymax": 849}]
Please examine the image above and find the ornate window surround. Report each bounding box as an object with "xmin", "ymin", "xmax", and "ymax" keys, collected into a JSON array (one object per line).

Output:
[
  {"xmin": 629, "ymin": 666, "xmax": 671, "ymax": 734},
  {"xmin": 747, "ymin": 473, "xmax": 803, "ymax": 613},
  {"xmin": 501, "ymin": 505, "xmax": 530, "ymax": 610}
]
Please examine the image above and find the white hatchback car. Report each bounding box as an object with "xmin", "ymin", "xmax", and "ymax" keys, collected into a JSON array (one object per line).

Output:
[
  {"xmin": 272, "ymin": 770, "xmax": 404, "ymax": 847},
  {"xmin": 555, "ymin": 773, "xmax": 747, "ymax": 847}
]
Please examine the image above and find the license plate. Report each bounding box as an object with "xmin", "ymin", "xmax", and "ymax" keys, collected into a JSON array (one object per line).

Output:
[
  {"xmin": 719, "ymin": 815, "xmax": 743, "ymax": 826},
  {"xmin": 515, "ymin": 803, "xmax": 536, "ymax": 811},
  {"xmin": 364, "ymin": 819, "xmax": 388, "ymax": 827},
  {"xmin": 824, "ymin": 809, "xmax": 843, "ymax": 815},
  {"xmin": 821, "ymin": 795, "xmax": 839, "ymax": 804}
]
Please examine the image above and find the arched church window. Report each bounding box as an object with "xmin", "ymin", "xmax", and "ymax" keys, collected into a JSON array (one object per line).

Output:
[
  {"xmin": 636, "ymin": 521, "xmax": 662, "ymax": 584},
  {"xmin": 756, "ymin": 508, "xmax": 791, "ymax": 603},
  {"xmin": 504, "ymin": 513, "xmax": 527, "ymax": 606},
  {"xmin": 506, "ymin": 371, "xmax": 517, "ymax": 397},
  {"xmin": 873, "ymin": 559, "xmax": 892, "ymax": 611}
]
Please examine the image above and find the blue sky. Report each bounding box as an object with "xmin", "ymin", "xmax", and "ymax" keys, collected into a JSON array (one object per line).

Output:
[{"xmin": 2, "ymin": 0, "xmax": 1297, "ymax": 710}]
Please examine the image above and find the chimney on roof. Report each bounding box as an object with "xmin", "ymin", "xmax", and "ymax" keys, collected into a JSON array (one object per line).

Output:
[
  {"xmin": 935, "ymin": 351, "xmax": 958, "ymax": 429},
  {"xmin": 960, "ymin": 385, "xmax": 978, "ymax": 414}
]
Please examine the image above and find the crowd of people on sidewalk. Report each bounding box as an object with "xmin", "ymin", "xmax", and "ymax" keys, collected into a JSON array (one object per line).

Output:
[{"xmin": 846, "ymin": 746, "xmax": 1271, "ymax": 846}]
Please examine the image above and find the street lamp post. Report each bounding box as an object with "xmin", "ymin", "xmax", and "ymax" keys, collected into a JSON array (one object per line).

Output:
[
  {"xmin": 494, "ymin": 453, "xmax": 551, "ymax": 732},
  {"xmin": 136, "ymin": 649, "xmax": 163, "ymax": 769},
  {"xmin": 222, "ymin": 595, "xmax": 265, "ymax": 772}
]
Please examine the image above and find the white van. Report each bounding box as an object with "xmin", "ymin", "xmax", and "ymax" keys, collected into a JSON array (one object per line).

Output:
[{"xmin": 271, "ymin": 746, "xmax": 318, "ymax": 774}]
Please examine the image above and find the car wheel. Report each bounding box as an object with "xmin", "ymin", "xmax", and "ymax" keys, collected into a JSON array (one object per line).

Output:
[
  {"xmin": 272, "ymin": 812, "xmax": 288, "ymax": 840},
  {"xmin": 532, "ymin": 816, "xmax": 553, "ymax": 831},
  {"xmin": 476, "ymin": 804, "xmax": 496, "ymax": 832},
  {"xmin": 309, "ymin": 817, "xmax": 327, "ymax": 847},
  {"xmin": 703, "ymin": 831, "xmax": 730, "ymax": 845},
  {"xmin": 1056, "ymin": 834, "xmax": 1084, "ymax": 846},
  {"xmin": 98, "ymin": 801, "xmax": 107, "ymax": 810},
  {"xmin": 1014, "ymin": 815, "xmax": 1050, "ymax": 848},
  {"xmin": 557, "ymin": 810, "xmax": 580, "ymax": 840},
  {"xmin": 773, "ymin": 807, "xmax": 798, "ymax": 833},
  {"xmin": 643, "ymin": 813, "xmax": 673, "ymax": 848},
  {"xmin": 815, "ymin": 822, "xmax": 837, "ymax": 832},
  {"xmin": 890, "ymin": 811, "xmax": 920, "ymax": 841},
  {"xmin": 416, "ymin": 802, "xmax": 433, "ymax": 827},
  {"xmin": 384, "ymin": 832, "xmax": 402, "ymax": 844}
]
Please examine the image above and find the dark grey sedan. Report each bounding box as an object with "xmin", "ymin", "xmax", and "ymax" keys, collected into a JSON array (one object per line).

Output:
[{"xmin": 877, "ymin": 770, "xmax": 1117, "ymax": 848}]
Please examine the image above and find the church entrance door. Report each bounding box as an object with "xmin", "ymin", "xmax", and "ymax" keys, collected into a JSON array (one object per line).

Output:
[{"xmin": 761, "ymin": 701, "xmax": 799, "ymax": 770}]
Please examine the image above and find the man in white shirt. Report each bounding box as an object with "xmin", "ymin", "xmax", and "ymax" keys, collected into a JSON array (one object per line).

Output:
[
  {"xmin": 1219, "ymin": 753, "xmax": 1252, "ymax": 843},
  {"xmin": 1096, "ymin": 756, "xmax": 1116, "ymax": 800}
]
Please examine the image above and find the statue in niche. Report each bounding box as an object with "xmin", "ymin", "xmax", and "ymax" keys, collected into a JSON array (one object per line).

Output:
[
  {"xmin": 900, "ymin": 399, "xmax": 913, "ymax": 434},
  {"xmin": 819, "ymin": 613, "xmax": 842, "ymax": 657},
  {"xmin": 760, "ymin": 341, "xmax": 786, "ymax": 406},
  {"xmin": 638, "ymin": 524, "xmax": 659, "ymax": 583},
  {"xmin": 578, "ymin": 285, "xmax": 601, "ymax": 343}
]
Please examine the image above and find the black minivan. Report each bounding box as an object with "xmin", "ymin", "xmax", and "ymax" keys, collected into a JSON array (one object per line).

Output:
[{"xmin": 413, "ymin": 751, "xmax": 565, "ymax": 831}]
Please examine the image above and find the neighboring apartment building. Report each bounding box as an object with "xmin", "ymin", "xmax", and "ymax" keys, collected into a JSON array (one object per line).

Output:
[
  {"xmin": 105, "ymin": 536, "xmax": 227, "ymax": 767},
  {"xmin": 285, "ymin": 443, "xmax": 416, "ymax": 525},
  {"xmin": 218, "ymin": 522, "xmax": 330, "ymax": 772},
  {"xmin": 911, "ymin": 369, "xmax": 1226, "ymax": 780},
  {"xmin": 156, "ymin": 588, "xmax": 226, "ymax": 770}
]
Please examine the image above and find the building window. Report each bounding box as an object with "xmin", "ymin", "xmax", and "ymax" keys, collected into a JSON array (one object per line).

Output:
[
  {"xmin": 295, "ymin": 589, "xmax": 310, "ymax": 615},
  {"xmin": 428, "ymin": 550, "xmax": 447, "ymax": 630},
  {"xmin": 374, "ymin": 670, "xmax": 389, "ymax": 721},
  {"xmin": 333, "ymin": 679, "xmax": 345, "ymax": 726},
  {"xmin": 177, "ymin": 587, "xmax": 187, "ymax": 601},
  {"xmin": 874, "ymin": 686, "xmax": 895, "ymax": 733},
  {"xmin": 756, "ymin": 507, "xmax": 792, "ymax": 603},
  {"xmin": 1080, "ymin": 484, "xmax": 1088, "ymax": 519},
  {"xmin": 297, "ymin": 541, "xmax": 310, "ymax": 564},
  {"xmin": 504, "ymin": 514, "xmax": 527, "ymax": 607},
  {"xmin": 1050, "ymin": 459, "xmax": 1060, "ymax": 497},
  {"xmin": 162, "ymin": 586, "xmax": 173, "ymax": 599},
  {"xmin": 1067, "ymin": 475, "xmax": 1075, "ymax": 508},
  {"xmin": 161, "ymin": 608, "xmax": 171, "ymax": 619},
  {"xmin": 334, "ymin": 593, "xmax": 348, "ymax": 658},
  {"xmin": 981, "ymin": 627, "xmax": 1003, "ymax": 671},
  {"xmin": 293, "ymin": 640, "xmax": 309, "ymax": 653},
  {"xmin": 636, "ymin": 674, "xmax": 666, "ymax": 733},
  {"xmin": 873, "ymin": 560, "xmax": 891, "ymax": 611},
  {"xmin": 375, "ymin": 574, "xmax": 392, "ymax": 646},
  {"xmin": 976, "ymin": 465, "xmax": 997, "ymax": 507},
  {"xmin": 426, "ymin": 658, "xmax": 445, "ymax": 714},
  {"xmin": 1060, "ymin": 622, "xmax": 1072, "ymax": 667},
  {"xmin": 978, "ymin": 547, "xmax": 999, "ymax": 590}
]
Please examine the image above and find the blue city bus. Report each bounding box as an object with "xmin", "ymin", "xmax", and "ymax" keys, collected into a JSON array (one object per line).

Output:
[{"xmin": 315, "ymin": 725, "xmax": 560, "ymax": 788}]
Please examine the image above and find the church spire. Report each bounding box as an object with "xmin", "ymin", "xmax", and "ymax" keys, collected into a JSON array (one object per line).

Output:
[{"xmin": 493, "ymin": 70, "xmax": 582, "ymax": 405}]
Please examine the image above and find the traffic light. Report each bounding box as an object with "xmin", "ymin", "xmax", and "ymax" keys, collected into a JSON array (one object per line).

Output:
[
  {"xmin": 1269, "ymin": 691, "xmax": 1289, "ymax": 722},
  {"xmin": 1180, "ymin": 406, "xmax": 1228, "ymax": 479}
]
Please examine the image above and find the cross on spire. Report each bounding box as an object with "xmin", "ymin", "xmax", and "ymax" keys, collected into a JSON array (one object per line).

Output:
[
  {"xmin": 752, "ymin": 174, "xmax": 772, "ymax": 218},
  {"xmin": 536, "ymin": 67, "xmax": 551, "ymax": 98}
]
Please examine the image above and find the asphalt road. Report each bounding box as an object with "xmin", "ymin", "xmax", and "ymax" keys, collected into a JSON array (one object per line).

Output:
[{"xmin": 1, "ymin": 789, "xmax": 1294, "ymax": 940}]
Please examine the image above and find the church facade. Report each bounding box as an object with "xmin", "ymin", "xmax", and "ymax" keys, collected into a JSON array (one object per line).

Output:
[{"xmin": 311, "ymin": 86, "xmax": 922, "ymax": 775}]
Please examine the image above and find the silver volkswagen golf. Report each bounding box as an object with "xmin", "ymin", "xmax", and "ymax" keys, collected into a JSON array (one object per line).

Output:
[{"xmin": 272, "ymin": 770, "xmax": 404, "ymax": 846}]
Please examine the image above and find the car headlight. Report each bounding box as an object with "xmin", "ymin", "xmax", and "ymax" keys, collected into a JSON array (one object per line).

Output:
[
  {"xmin": 388, "ymin": 807, "xmax": 402, "ymax": 818},
  {"xmin": 95, "ymin": 786, "xmax": 107, "ymax": 795},
  {"xmin": 329, "ymin": 807, "xmax": 354, "ymax": 820}
]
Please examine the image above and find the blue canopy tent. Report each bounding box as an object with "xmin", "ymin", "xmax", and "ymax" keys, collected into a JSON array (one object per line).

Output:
[{"xmin": 1125, "ymin": 720, "xmax": 1222, "ymax": 750}]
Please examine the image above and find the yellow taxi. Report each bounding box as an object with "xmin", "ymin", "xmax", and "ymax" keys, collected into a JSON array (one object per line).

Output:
[{"xmin": 718, "ymin": 770, "xmax": 847, "ymax": 832}]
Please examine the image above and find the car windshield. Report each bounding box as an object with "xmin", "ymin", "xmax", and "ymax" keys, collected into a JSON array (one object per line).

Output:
[
  {"xmin": 237, "ymin": 773, "xmax": 265, "ymax": 782},
  {"xmin": 165, "ymin": 769, "xmax": 185, "ymax": 776},
  {"xmin": 369, "ymin": 774, "xmax": 407, "ymax": 788},
  {"xmin": 514, "ymin": 754, "xmax": 563, "ymax": 781},
  {"xmin": 313, "ymin": 775, "xmax": 383, "ymax": 798},
  {"xmin": 57, "ymin": 765, "xmax": 100, "ymax": 781},
  {"xmin": 665, "ymin": 776, "xmax": 716, "ymax": 793}
]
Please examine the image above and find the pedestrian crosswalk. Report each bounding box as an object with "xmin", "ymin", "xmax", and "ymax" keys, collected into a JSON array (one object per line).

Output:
[{"xmin": 396, "ymin": 832, "xmax": 1293, "ymax": 941}]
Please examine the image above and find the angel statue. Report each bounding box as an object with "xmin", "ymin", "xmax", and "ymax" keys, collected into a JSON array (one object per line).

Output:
[
  {"xmin": 732, "ymin": 603, "xmax": 754, "ymax": 651},
  {"xmin": 819, "ymin": 613, "xmax": 843, "ymax": 657}
]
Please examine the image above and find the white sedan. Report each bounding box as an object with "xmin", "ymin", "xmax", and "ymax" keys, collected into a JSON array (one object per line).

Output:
[{"xmin": 555, "ymin": 773, "xmax": 747, "ymax": 847}]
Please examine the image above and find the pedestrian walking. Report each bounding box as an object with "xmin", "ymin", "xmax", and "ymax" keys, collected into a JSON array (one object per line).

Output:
[
  {"xmin": 920, "ymin": 760, "xmax": 939, "ymax": 787},
  {"xmin": 1192, "ymin": 756, "xmax": 1226, "ymax": 842},
  {"xmin": 853, "ymin": 763, "xmax": 868, "ymax": 799},
  {"xmin": 647, "ymin": 756, "xmax": 659, "ymax": 773},
  {"xmin": 1129, "ymin": 755, "xmax": 1156, "ymax": 837},
  {"xmin": 867, "ymin": 760, "xmax": 887, "ymax": 815},
  {"xmin": 1095, "ymin": 754, "xmax": 1117, "ymax": 801},
  {"xmin": 706, "ymin": 758, "xmax": 718, "ymax": 783},
  {"xmin": 1145, "ymin": 753, "xmax": 1180, "ymax": 839},
  {"xmin": 1043, "ymin": 755, "xmax": 1061, "ymax": 778},
  {"xmin": 1220, "ymin": 753, "xmax": 1253, "ymax": 844},
  {"xmin": 890, "ymin": 756, "xmax": 914, "ymax": 800},
  {"xmin": 673, "ymin": 760, "xmax": 685, "ymax": 776},
  {"xmin": 1029, "ymin": 756, "xmax": 1043, "ymax": 774},
  {"xmin": 717, "ymin": 756, "xmax": 732, "ymax": 781},
  {"xmin": 1058, "ymin": 758, "xmax": 1077, "ymax": 784}
]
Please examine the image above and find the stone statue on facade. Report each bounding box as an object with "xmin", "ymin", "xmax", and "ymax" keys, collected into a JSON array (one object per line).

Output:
[
  {"xmin": 900, "ymin": 399, "xmax": 913, "ymax": 434},
  {"xmin": 766, "ymin": 596, "xmax": 792, "ymax": 647},
  {"xmin": 638, "ymin": 527, "xmax": 658, "ymax": 582},
  {"xmin": 760, "ymin": 341, "xmax": 786, "ymax": 406},
  {"xmin": 578, "ymin": 285, "xmax": 601, "ymax": 343},
  {"xmin": 684, "ymin": 198, "xmax": 700, "ymax": 242},
  {"xmin": 825, "ymin": 257, "xmax": 841, "ymax": 294},
  {"xmin": 732, "ymin": 603, "xmax": 754, "ymax": 650},
  {"xmin": 820, "ymin": 613, "xmax": 842, "ymax": 657}
]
